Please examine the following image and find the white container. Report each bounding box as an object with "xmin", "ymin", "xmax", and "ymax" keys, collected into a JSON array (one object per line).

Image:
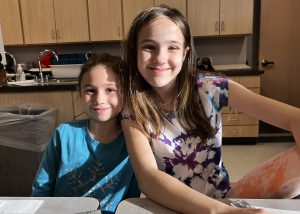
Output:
[
  {"xmin": 49, "ymin": 64, "xmax": 82, "ymax": 79},
  {"xmin": 16, "ymin": 64, "xmax": 23, "ymax": 81}
]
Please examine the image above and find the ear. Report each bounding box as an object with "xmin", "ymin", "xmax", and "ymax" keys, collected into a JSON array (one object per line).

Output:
[{"xmin": 183, "ymin": 47, "xmax": 190, "ymax": 61}]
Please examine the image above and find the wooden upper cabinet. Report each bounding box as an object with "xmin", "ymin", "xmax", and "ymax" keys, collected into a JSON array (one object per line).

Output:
[
  {"xmin": 88, "ymin": 0, "xmax": 123, "ymax": 41},
  {"xmin": 187, "ymin": 0, "xmax": 253, "ymax": 37},
  {"xmin": 20, "ymin": 0, "xmax": 89, "ymax": 44},
  {"xmin": 53, "ymin": 0, "xmax": 89, "ymax": 43},
  {"xmin": 220, "ymin": 0, "xmax": 253, "ymax": 35},
  {"xmin": 20, "ymin": 0, "xmax": 56, "ymax": 44},
  {"xmin": 187, "ymin": 0, "xmax": 219, "ymax": 36},
  {"xmin": 0, "ymin": 0, "xmax": 23, "ymax": 45},
  {"xmin": 154, "ymin": 0, "xmax": 186, "ymax": 17},
  {"xmin": 122, "ymin": 0, "xmax": 153, "ymax": 37}
]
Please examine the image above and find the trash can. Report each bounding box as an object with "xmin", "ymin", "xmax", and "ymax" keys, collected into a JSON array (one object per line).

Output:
[{"xmin": 0, "ymin": 104, "xmax": 56, "ymax": 196}]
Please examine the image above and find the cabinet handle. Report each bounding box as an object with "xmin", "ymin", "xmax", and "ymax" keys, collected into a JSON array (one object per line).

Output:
[
  {"xmin": 56, "ymin": 29, "xmax": 61, "ymax": 40},
  {"xmin": 215, "ymin": 21, "xmax": 219, "ymax": 32},
  {"xmin": 51, "ymin": 30, "xmax": 56, "ymax": 39},
  {"xmin": 228, "ymin": 117, "xmax": 239, "ymax": 121},
  {"xmin": 221, "ymin": 21, "xmax": 225, "ymax": 32}
]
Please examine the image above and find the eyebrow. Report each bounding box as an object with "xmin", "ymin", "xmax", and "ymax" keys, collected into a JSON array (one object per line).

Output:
[
  {"xmin": 139, "ymin": 39, "xmax": 182, "ymax": 45},
  {"xmin": 82, "ymin": 83, "xmax": 117, "ymax": 88}
]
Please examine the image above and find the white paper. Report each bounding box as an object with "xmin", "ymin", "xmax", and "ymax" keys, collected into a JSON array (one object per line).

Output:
[
  {"xmin": 0, "ymin": 200, "xmax": 44, "ymax": 214},
  {"xmin": 29, "ymin": 68, "xmax": 51, "ymax": 72},
  {"xmin": 255, "ymin": 206, "xmax": 300, "ymax": 214},
  {"xmin": 7, "ymin": 80, "xmax": 37, "ymax": 86}
]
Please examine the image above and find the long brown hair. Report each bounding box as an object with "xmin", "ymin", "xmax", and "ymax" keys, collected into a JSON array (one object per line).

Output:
[{"xmin": 121, "ymin": 5, "xmax": 214, "ymax": 141}]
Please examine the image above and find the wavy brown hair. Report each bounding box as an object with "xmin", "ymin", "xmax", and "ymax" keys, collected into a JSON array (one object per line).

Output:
[
  {"xmin": 121, "ymin": 5, "xmax": 214, "ymax": 141},
  {"xmin": 79, "ymin": 53, "xmax": 122, "ymax": 92}
]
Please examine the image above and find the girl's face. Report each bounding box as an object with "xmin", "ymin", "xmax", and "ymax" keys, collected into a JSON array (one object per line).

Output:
[
  {"xmin": 137, "ymin": 16, "xmax": 189, "ymax": 96},
  {"xmin": 80, "ymin": 65, "xmax": 122, "ymax": 124}
]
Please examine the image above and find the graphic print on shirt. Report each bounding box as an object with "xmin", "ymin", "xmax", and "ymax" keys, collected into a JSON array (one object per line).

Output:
[
  {"xmin": 151, "ymin": 76, "xmax": 230, "ymax": 198},
  {"xmin": 59, "ymin": 158, "xmax": 125, "ymax": 211}
]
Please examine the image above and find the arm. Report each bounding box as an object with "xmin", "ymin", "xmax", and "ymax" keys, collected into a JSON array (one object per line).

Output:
[
  {"xmin": 32, "ymin": 131, "xmax": 60, "ymax": 196},
  {"xmin": 228, "ymin": 80, "xmax": 300, "ymax": 145},
  {"xmin": 121, "ymin": 119, "xmax": 269, "ymax": 214}
]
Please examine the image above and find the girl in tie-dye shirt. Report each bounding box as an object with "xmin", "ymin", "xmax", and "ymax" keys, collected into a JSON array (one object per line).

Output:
[{"xmin": 120, "ymin": 5, "xmax": 300, "ymax": 214}]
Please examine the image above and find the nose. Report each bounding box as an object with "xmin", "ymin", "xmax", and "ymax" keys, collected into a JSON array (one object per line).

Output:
[
  {"xmin": 93, "ymin": 91, "xmax": 106, "ymax": 105},
  {"xmin": 153, "ymin": 48, "xmax": 167, "ymax": 65}
]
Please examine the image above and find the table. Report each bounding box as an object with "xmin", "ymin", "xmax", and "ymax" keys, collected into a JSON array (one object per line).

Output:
[
  {"xmin": 0, "ymin": 197, "xmax": 100, "ymax": 214},
  {"xmin": 116, "ymin": 198, "xmax": 300, "ymax": 214}
]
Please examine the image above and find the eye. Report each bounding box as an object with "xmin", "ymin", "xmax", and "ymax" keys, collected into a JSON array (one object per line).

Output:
[
  {"xmin": 141, "ymin": 44, "xmax": 156, "ymax": 51},
  {"xmin": 84, "ymin": 88, "xmax": 96, "ymax": 95},
  {"xmin": 168, "ymin": 45, "xmax": 180, "ymax": 51},
  {"xmin": 105, "ymin": 87, "xmax": 117, "ymax": 93}
]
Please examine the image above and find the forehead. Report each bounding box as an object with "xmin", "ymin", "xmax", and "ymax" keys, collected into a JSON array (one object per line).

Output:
[
  {"xmin": 138, "ymin": 15, "xmax": 184, "ymax": 43},
  {"xmin": 82, "ymin": 65, "xmax": 118, "ymax": 83}
]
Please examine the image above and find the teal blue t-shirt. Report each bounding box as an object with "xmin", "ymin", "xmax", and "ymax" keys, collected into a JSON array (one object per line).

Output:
[{"xmin": 32, "ymin": 119, "xmax": 140, "ymax": 214}]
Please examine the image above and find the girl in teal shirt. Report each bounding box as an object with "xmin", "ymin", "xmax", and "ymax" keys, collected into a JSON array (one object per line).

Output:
[{"xmin": 32, "ymin": 53, "xmax": 140, "ymax": 214}]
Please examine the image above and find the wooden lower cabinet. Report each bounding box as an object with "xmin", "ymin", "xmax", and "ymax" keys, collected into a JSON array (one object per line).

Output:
[
  {"xmin": 0, "ymin": 91, "xmax": 74, "ymax": 126},
  {"xmin": 72, "ymin": 91, "xmax": 88, "ymax": 120},
  {"xmin": 222, "ymin": 75, "xmax": 260, "ymax": 139}
]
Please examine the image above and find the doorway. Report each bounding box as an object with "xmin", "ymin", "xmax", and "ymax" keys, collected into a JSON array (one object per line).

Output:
[{"xmin": 256, "ymin": 0, "xmax": 300, "ymax": 138}]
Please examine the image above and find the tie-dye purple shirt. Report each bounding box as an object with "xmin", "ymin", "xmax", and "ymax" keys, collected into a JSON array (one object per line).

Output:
[{"xmin": 150, "ymin": 75, "xmax": 230, "ymax": 198}]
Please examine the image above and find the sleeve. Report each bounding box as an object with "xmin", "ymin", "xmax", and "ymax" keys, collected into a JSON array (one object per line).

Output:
[
  {"xmin": 196, "ymin": 76, "xmax": 229, "ymax": 117},
  {"xmin": 31, "ymin": 128, "xmax": 62, "ymax": 196}
]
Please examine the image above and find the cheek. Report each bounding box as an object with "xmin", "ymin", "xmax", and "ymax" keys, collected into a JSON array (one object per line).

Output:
[
  {"xmin": 111, "ymin": 95, "xmax": 123, "ymax": 108},
  {"xmin": 82, "ymin": 95, "xmax": 91, "ymax": 104},
  {"xmin": 171, "ymin": 54, "xmax": 185, "ymax": 67},
  {"xmin": 138, "ymin": 51, "xmax": 151, "ymax": 66}
]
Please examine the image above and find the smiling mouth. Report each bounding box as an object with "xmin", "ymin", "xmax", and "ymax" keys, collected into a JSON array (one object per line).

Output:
[
  {"xmin": 94, "ymin": 107, "xmax": 110, "ymax": 113},
  {"xmin": 150, "ymin": 67, "xmax": 170, "ymax": 72}
]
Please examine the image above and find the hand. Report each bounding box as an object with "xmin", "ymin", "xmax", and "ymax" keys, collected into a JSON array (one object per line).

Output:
[{"xmin": 220, "ymin": 207, "xmax": 270, "ymax": 214}]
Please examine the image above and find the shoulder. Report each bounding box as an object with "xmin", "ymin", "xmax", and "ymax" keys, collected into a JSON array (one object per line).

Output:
[
  {"xmin": 54, "ymin": 119, "xmax": 89, "ymax": 139},
  {"xmin": 195, "ymin": 73, "xmax": 229, "ymax": 111},
  {"xmin": 49, "ymin": 120, "xmax": 89, "ymax": 149},
  {"xmin": 196, "ymin": 73, "xmax": 229, "ymax": 91}
]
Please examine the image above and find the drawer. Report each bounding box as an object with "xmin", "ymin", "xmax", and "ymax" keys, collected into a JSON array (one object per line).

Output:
[
  {"xmin": 229, "ymin": 76, "xmax": 260, "ymax": 88},
  {"xmin": 223, "ymin": 125, "xmax": 259, "ymax": 137},
  {"xmin": 222, "ymin": 113, "xmax": 258, "ymax": 126}
]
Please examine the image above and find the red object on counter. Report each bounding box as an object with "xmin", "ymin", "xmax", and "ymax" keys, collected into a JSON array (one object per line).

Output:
[{"xmin": 40, "ymin": 51, "xmax": 58, "ymax": 68}]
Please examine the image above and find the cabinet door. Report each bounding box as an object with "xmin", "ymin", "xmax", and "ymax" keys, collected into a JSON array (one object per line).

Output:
[
  {"xmin": 122, "ymin": 0, "xmax": 153, "ymax": 37},
  {"xmin": 0, "ymin": 0, "xmax": 23, "ymax": 45},
  {"xmin": 88, "ymin": 0, "xmax": 123, "ymax": 41},
  {"xmin": 20, "ymin": 0, "xmax": 56, "ymax": 44},
  {"xmin": 220, "ymin": 0, "xmax": 253, "ymax": 35},
  {"xmin": 53, "ymin": 0, "xmax": 89, "ymax": 43},
  {"xmin": 72, "ymin": 91, "xmax": 88, "ymax": 120},
  {"xmin": 187, "ymin": 0, "xmax": 219, "ymax": 36},
  {"xmin": 154, "ymin": 0, "xmax": 186, "ymax": 17}
]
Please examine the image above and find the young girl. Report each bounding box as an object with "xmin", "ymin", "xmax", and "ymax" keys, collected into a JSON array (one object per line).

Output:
[
  {"xmin": 32, "ymin": 53, "xmax": 140, "ymax": 214},
  {"xmin": 120, "ymin": 5, "xmax": 300, "ymax": 214}
]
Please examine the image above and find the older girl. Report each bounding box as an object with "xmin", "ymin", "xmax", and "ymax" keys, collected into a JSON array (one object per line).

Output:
[{"xmin": 120, "ymin": 5, "xmax": 300, "ymax": 214}]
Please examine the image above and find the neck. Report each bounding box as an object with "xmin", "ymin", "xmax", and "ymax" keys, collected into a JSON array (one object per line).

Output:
[
  {"xmin": 88, "ymin": 118, "xmax": 121, "ymax": 144},
  {"xmin": 153, "ymin": 80, "xmax": 177, "ymax": 102},
  {"xmin": 153, "ymin": 82, "xmax": 178, "ymax": 112}
]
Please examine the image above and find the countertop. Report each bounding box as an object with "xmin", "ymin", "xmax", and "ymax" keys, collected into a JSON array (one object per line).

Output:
[{"xmin": 0, "ymin": 81, "xmax": 78, "ymax": 92}]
